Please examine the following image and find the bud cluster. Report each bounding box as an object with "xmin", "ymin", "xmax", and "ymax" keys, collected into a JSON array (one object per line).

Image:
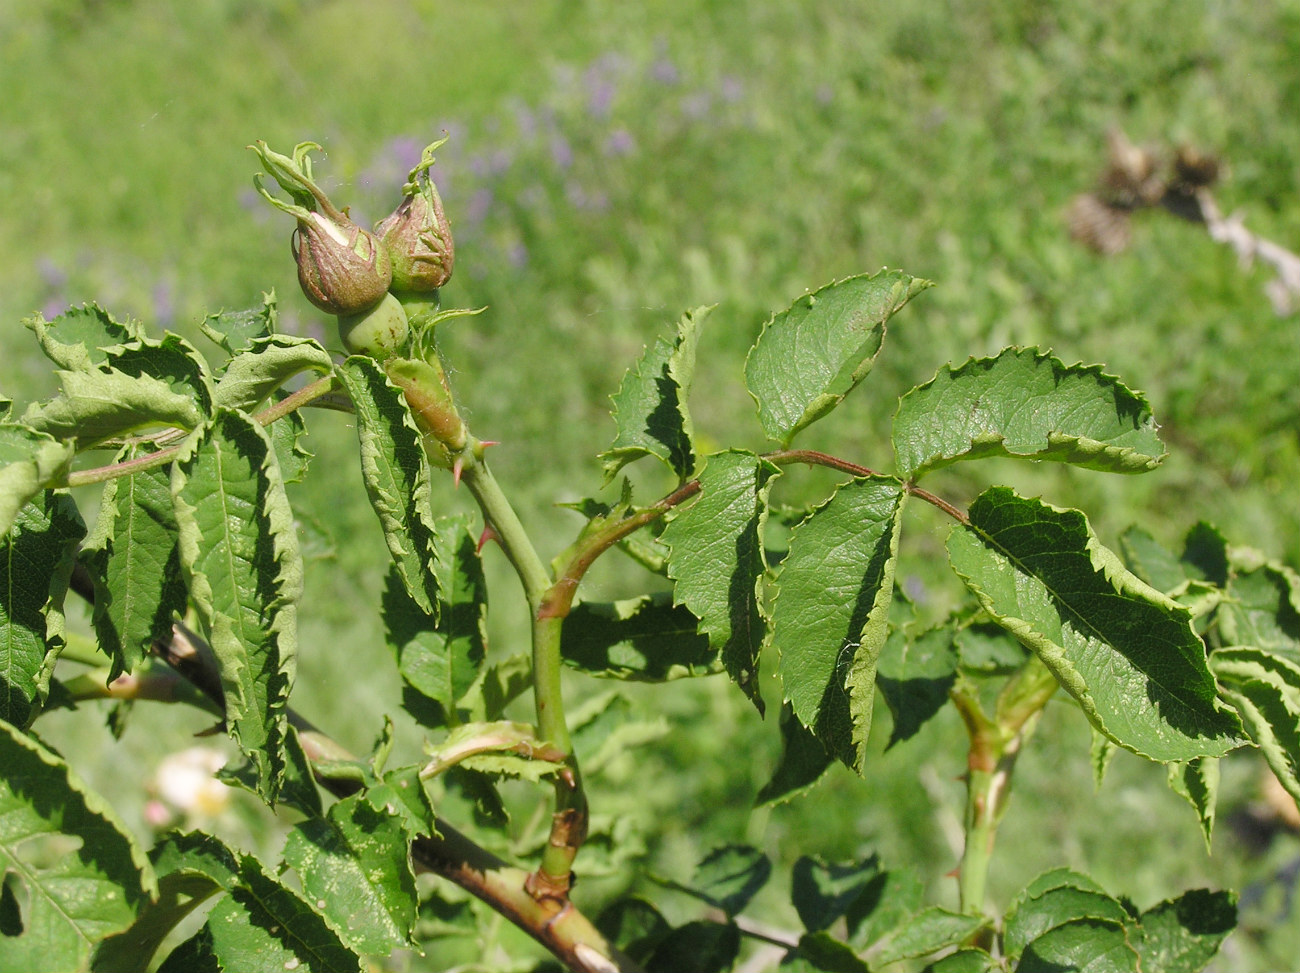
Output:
[{"xmin": 250, "ymin": 138, "xmax": 458, "ymax": 359}]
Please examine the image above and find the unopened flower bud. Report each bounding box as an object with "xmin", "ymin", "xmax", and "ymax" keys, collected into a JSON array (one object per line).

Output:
[
  {"xmin": 339, "ymin": 291, "xmax": 409, "ymax": 359},
  {"xmin": 250, "ymin": 140, "xmax": 392, "ymax": 315},
  {"xmin": 375, "ymin": 138, "xmax": 455, "ymax": 292}
]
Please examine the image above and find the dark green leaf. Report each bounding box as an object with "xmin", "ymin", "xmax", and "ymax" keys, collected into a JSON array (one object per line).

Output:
[
  {"xmin": 0, "ymin": 717, "xmax": 155, "ymax": 973},
  {"xmin": 173, "ymin": 410, "xmax": 302, "ymax": 802},
  {"xmin": 1004, "ymin": 881, "xmax": 1130, "ymax": 961},
  {"xmin": 893, "ymin": 348, "xmax": 1165, "ymax": 478},
  {"xmin": 1016, "ymin": 918, "xmax": 1137, "ymax": 972},
  {"xmin": 645, "ymin": 920, "xmax": 741, "ymax": 973},
  {"xmin": 1119, "ymin": 526, "xmax": 1187, "ymax": 594},
  {"xmin": 924, "ymin": 949, "xmax": 997, "ymax": 973},
  {"xmin": 336, "ymin": 356, "xmax": 441, "ymax": 616},
  {"xmin": 1181, "ymin": 522, "xmax": 1229, "ymax": 587},
  {"xmin": 755, "ymin": 702, "xmax": 833, "ymax": 807},
  {"xmin": 602, "ymin": 305, "xmax": 707, "ymax": 481},
  {"xmin": 1210, "ymin": 647, "xmax": 1300, "ymax": 807},
  {"xmin": 954, "ymin": 620, "xmax": 1029, "ymax": 674},
  {"xmin": 746, "ymin": 271, "xmax": 929, "ymax": 445},
  {"xmin": 773, "ymin": 477, "xmax": 905, "ymax": 770},
  {"xmin": 663, "ymin": 450, "xmax": 780, "ymax": 713},
  {"xmin": 785, "ymin": 931, "xmax": 870, "ymax": 972},
  {"xmin": 948, "ymin": 488, "xmax": 1243, "ymax": 762},
  {"xmin": 597, "ymin": 897, "xmax": 672, "ymax": 965},
  {"xmin": 562, "ymin": 594, "xmax": 717, "ymax": 680},
  {"xmin": 0, "ymin": 424, "xmax": 75, "ymax": 539},
  {"xmin": 661, "ymin": 845, "xmax": 772, "ymax": 917},
  {"xmin": 845, "ymin": 865, "xmax": 925, "ymax": 950},
  {"xmin": 1, "ymin": 491, "xmax": 84, "ymax": 726},
  {"xmin": 877, "ymin": 626, "xmax": 958, "ymax": 748},
  {"xmin": 791, "ymin": 856, "xmax": 884, "ymax": 932},
  {"xmin": 1131, "ymin": 889, "xmax": 1235, "ymax": 973}
]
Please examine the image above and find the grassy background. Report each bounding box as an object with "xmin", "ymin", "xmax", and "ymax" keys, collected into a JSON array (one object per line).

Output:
[{"xmin": 4, "ymin": 0, "xmax": 1300, "ymax": 969}]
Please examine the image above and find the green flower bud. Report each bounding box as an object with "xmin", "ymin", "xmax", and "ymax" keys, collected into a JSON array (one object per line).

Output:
[
  {"xmin": 338, "ymin": 291, "xmax": 409, "ymax": 359},
  {"xmin": 374, "ymin": 138, "xmax": 454, "ymax": 292},
  {"xmin": 250, "ymin": 140, "xmax": 393, "ymax": 315}
]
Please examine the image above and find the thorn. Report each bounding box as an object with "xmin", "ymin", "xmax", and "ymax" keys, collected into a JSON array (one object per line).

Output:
[
  {"xmin": 476, "ymin": 524, "xmax": 501, "ymax": 553},
  {"xmin": 452, "ymin": 456, "xmax": 464, "ymax": 488},
  {"xmin": 480, "ymin": 440, "xmax": 500, "ymax": 449}
]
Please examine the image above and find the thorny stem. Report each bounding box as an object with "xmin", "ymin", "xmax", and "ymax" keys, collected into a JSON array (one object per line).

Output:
[
  {"xmin": 763, "ymin": 448, "xmax": 969, "ymax": 522},
  {"xmin": 61, "ymin": 373, "xmax": 340, "ymax": 488}
]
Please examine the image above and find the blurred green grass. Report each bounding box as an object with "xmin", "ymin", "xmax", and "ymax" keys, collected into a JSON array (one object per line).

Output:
[{"xmin": 5, "ymin": 1, "xmax": 1300, "ymax": 969}]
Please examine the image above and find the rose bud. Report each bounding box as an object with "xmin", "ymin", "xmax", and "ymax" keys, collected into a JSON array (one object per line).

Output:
[
  {"xmin": 338, "ymin": 291, "xmax": 409, "ymax": 360},
  {"xmin": 250, "ymin": 140, "xmax": 392, "ymax": 315},
  {"xmin": 374, "ymin": 137, "xmax": 455, "ymax": 292}
]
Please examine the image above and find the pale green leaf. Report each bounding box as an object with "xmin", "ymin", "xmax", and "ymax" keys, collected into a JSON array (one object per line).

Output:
[
  {"xmin": 947, "ymin": 488, "xmax": 1242, "ymax": 762},
  {"xmin": 336, "ymin": 356, "xmax": 440, "ymax": 615},
  {"xmin": 383, "ymin": 516, "xmax": 485, "ymax": 720},
  {"xmin": 81, "ymin": 454, "xmax": 186, "ymax": 679},
  {"xmin": 0, "ymin": 424, "xmax": 75, "ymax": 539},
  {"xmin": 924, "ymin": 948, "xmax": 997, "ymax": 973},
  {"xmin": 199, "ymin": 293, "xmax": 278, "ymax": 354},
  {"xmin": 870, "ymin": 907, "xmax": 988, "ymax": 965},
  {"xmin": 24, "ymin": 304, "xmax": 141, "ymax": 371},
  {"xmin": 422, "ymin": 721, "xmax": 565, "ymax": 782},
  {"xmin": 745, "ymin": 271, "xmax": 929, "ymax": 445},
  {"xmin": 561, "ymin": 593, "xmax": 717, "ymax": 681},
  {"xmin": 1167, "ymin": 757, "xmax": 1219, "ymax": 851},
  {"xmin": 1015, "ymin": 918, "xmax": 1138, "ymax": 973},
  {"xmin": 1, "ymin": 491, "xmax": 84, "ymax": 726},
  {"xmin": 102, "ymin": 333, "xmax": 215, "ymax": 415},
  {"xmin": 1210, "ymin": 647, "xmax": 1300, "ymax": 807},
  {"xmin": 774, "ymin": 477, "xmax": 906, "ymax": 771},
  {"xmin": 602, "ymin": 305, "xmax": 708, "ymax": 481},
  {"xmin": 172, "ymin": 410, "xmax": 302, "ymax": 802},
  {"xmin": 1003, "ymin": 874, "xmax": 1130, "ymax": 961},
  {"xmin": 1120, "ymin": 526, "xmax": 1187, "ymax": 594},
  {"xmin": 663, "ymin": 450, "xmax": 779, "ymax": 712},
  {"xmin": 284, "ymin": 793, "xmax": 417, "ymax": 955},
  {"xmin": 211, "ymin": 335, "xmax": 333, "ymax": 413},
  {"xmin": 1130, "ymin": 889, "xmax": 1236, "ymax": 973},
  {"xmin": 23, "ymin": 366, "xmax": 205, "ymax": 446},
  {"xmin": 568, "ymin": 691, "xmax": 669, "ymax": 777},
  {"xmin": 1217, "ymin": 561, "xmax": 1300, "ymax": 661},
  {"xmin": 0, "ymin": 718, "xmax": 155, "ymax": 973},
  {"xmin": 893, "ymin": 348, "xmax": 1165, "ymax": 478}
]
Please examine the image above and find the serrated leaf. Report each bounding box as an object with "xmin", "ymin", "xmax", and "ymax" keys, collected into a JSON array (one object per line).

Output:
[
  {"xmin": 1015, "ymin": 918, "xmax": 1138, "ymax": 973},
  {"xmin": 1210, "ymin": 647, "xmax": 1300, "ymax": 807},
  {"xmin": 0, "ymin": 425, "xmax": 75, "ymax": 538},
  {"xmin": 23, "ymin": 365, "xmax": 205, "ymax": 447},
  {"xmin": 561, "ymin": 594, "xmax": 716, "ymax": 680},
  {"xmin": 947, "ymin": 488, "xmax": 1243, "ymax": 762},
  {"xmin": 663, "ymin": 450, "xmax": 779, "ymax": 713},
  {"xmin": 1167, "ymin": 757, "xmax": 1218, "ymax": 851},
  {"xmin": 1, "ymin": 491, "xmax": 84, "ymax": 726},
  {"xmin": 602, "ymin": 305, "xmax": 707, "ymax": 481},
  {"xmin": 172, "ymin": 410, "xmax": 302, "ymax": 802},
  {"xmin": 1004, "ymin": 880, "xmax": 1130, "ymax": 961},
  {"xmin": 746, "ymin": 271, "xmax": 929, "ymax": 445},
  {"xmin": 199, "ymin": 294, "xmax": 277, "ymax": 355},
  {"xmin": 791, "ymin": 856, "xmax": 885, "ymax": 933},
  {"xmin": 81, "ymin": 453, "xmax": 186, "ymax": 679},
  {"xmin": 894, "ymin": 348, "xmax": 1165, "ymax": 478},
  {"xmin": 1120, "ymin": 526, "xmax": 1187, "ymax": 594},
  {"xmin": 24, "ymin": 303, "xmax": 141, "ymax": 370},
  {"xmin": 267, "ymin": 394, "xmax": 313, "ymax": 484},
  {"xmin": 212, "ymin": 335, "xmax": 333, "ymax": 413},
  {"xmin": 336, "ymin": 356, "xmax": 440, "ymax": 616},
  {"xmin": 755, "ymin": 702, "xmax": 833, "ymax": 807},
  {"xmin": 877, "ymin": 626, "xmax": 958, "ymax": 748},
  {"xmin": 103, "ymin": 333, "xmax": 215, "ymax": 415},
  {"xmin": 869, "ymin": 907, "xmax": 988, "ymax": 965},
  {"xmin": 0, "ymin": 718, "xmax": 155, "ymax": 973},
  {"xmin": 773, "ymin": 477, "xmax": 905, "ymax": 771},
  {"xmin": 422, "ymin": 721, "xmax": 565, "ymax": 782},
  {"xmin": 201, "ymin": 854, "xmax": 361, "ymax": 973},
  {"xmin": 1181, "ymin": 522, "xmax": 1229, "ymax": 587},
  {"xmin": 1130, "ymin": 889, "xmax": 1235, "ymax": 973},
  {"xmin": 384, "ymin": 517, "xmax": 486, "ymax": 723},
  {"xmin": 220, "ymin": 724, "xmax": 322, "ymax": 818},
  {"xmin": 659, "ymin": 845, "xmax": 771, "ymax": 918},
  {"xmin": 1218, "ymin": 563, "xmax": 1300, "ymax": 661},
  {"xmin": 284, "ymin": 792, "xmax": 417, "ymax": 955}
]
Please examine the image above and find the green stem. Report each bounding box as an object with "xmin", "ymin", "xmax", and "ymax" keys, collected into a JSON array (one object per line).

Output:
[{"xmin": 459, "ymin": 454, "xmax": 552, "ymax": 608}]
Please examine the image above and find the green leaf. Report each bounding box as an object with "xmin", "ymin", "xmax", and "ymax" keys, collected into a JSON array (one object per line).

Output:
[
  {"xmin": 561, "ymin": 594, "xmax": 717, "ymax": 681},
  {"xmin": 0, "ymin": 425, "xmax": 75, "ymax": 539},
  {"xmin": 81, "ymin": 454, "xmax": 186, "ymax": 679},
  {"xmin": 746, "ymin": 271, "xmax": 929, "ymax": 445},
  {"xmin": 1130, "ymin": 889, "xmax": 1236, "ymax": 973},
  {"xmin": 1, "ymin": 491, "xmax": 84, "ymax": 726},
  {"xmin": 1003, "ymin": 875, "xmax": 1130, "ymax": 961},
  {"xmin": 845, "ymin": 865, "xmax": 926, "ymax": 951},
  {"xmin": 597, "ymin": 897, "xmax": 671, "ymax": 966},
  {"xmin": 658, "ymin": 845, "xmax": 771, "ymax": 917},
  {"xmin": 1210, "ymin": 647, "xmax": 1300, "ymax": 807},
  {"xmin": 947, "ymin": 488, "xmax": 1243, "ymax": 762},
  {"xmin": 786, "ymin": 931, "xmax": 871, "ymax": 972},
  {"xmin": 220, "ymin": 724, "xmax": 323, "ymax": 818},
  {"xmin": 1218, "ymin": 560, "xmax": 1300, "ymax": 661},
  {"xmin": 172, "ymin": 410, "xmax": 302, "ymax": 802},
  {"xmin": 267, "ymin": 394, "xmax": 313, "ymax": 484},
  {"xmin": 773, "ymin": 477, "xmax": 906, "ymax": 771},
  {"xmin": 421, "ymin": 721, "xmax": 566, "ymax": 782},
  {"xmin": 23, "ymin": 364, "xmax": 206, "ymax": 446},
  {"xmin": 568, "ymin": 690, "xmax": 669, "ymax": 777},
  {"xmin": 870, "ymin": 907, "xmax": 988, "ymax": 965},
  {"xmin": 102, "ymin": 333, "xmax": 215, "ymax": 415},
  {"xmin": 336, "ymin": 356, "xmax": 440, "ymax": 616},
  {"xmin": 0, "ymin": 718, "xmax": 155, "ymax": 973},
  {"xmin": 200, "ymin": 854, "xmax": 361, "ymax": 973},
  {"xmin": 1181, "ymin": 522, "xmax": 1230, "ymax": 587},
  {"xmin": 877, "ymin": 626, "xmax": 959, "ymax": 748},
  {"xmin": 211, "ymin": 335, "xmax": 333, "ymax": 413},
  {"xmin": 384, "ymin": 517, "xmax": 486, "ymax": 721},
  {"xmin": 791, "ymin": 856, "xmax": 885, "ymax": 932},
  {"xmin": 24, "ymin": 303, "xmax": 141, "ymax": 370},
  {"xmin": 755, "ymin": 702, "xmax": 833, "ymax": 807},
  {"xmin": 663, "ymin": 450, "xmax": 779, "ymax": 713},
  {"xmin": 645, "ymin": 920, "xmax": 740, "ymax": 973},
  {"xmin": 283, "ymin": 792, "xmax": 417, "ymax": 955},
  {"xmin": 893, "ymin": 348, "xmax": 1165, "ymax": 478},
  {"xmin": 1167, "ymin": 757, "xmax": 1218, "ymax": 851},
  {"xmin": 924, "ymin": 949, "xmax": 997, "ymax": 973},
  {"xmin": 602, "ymin": 305, "xmax": 708, "ymax": 481},
  {"xmin": 199, "ymin": 293, "xmax": 278, "ymax": 354},
  {"xmin": 1120, "ymin": 526, "xmax": 1188, "ymax": 594},
  {"xmin": 1015, "ymin": 918, "xmax": 1138, "ymax": 972}
]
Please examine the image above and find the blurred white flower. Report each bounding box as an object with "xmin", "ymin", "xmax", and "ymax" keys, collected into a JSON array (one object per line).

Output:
[{"xmin": 151, "ymin": 747, "xmax": 232, "ymax": 822}]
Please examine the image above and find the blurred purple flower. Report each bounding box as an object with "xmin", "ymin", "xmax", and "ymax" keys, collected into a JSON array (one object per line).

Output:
[
  {"xmin": 587, "ymin": 79, "xmax": 616, "ymax": 118},
  {"xmin": 466, "ymin": 187, "xmax": 494, "ymax": 225},
  {"xmin": 604, "ymin": 128, "xmax": 636, "ymax": 157},
  {"xmin": 681, "ymin": 92, "xmax": 712, "ymax": 120},
  {"xmin": 507, "ymin": 240, "xmax": 529, "ymax": 269},
  {"xmin": 565, "ymin": 181, "xmax": 608, "ymax": 212},
  {"xmin": 551, "ymin": 135, "xmax": 574, "ymax": 170},
  {"xmin": 42, "ymin": 298, "xmax": 69, "ymax": 320},
  {"xmin": 37, "ymin": 257, "xmax": 67, "ymax": 289},
  {"xmin": 152, "ymin": 279, "xmax": 175, "ymax": 326},
  {"xmin": 650, "ymin": 57, "xmax": 679, "ymax": 85},
  {"xmin": 720, "ymin": 75, "xmax": 745, "ymax": 102}
]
